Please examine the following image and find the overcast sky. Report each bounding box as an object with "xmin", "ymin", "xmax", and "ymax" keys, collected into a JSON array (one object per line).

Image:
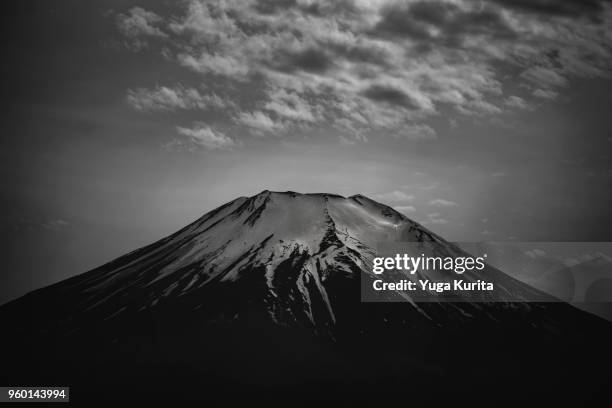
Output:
[{"xmin": 1, "ymin": 0, "xmax": 612, "ymax": 304}]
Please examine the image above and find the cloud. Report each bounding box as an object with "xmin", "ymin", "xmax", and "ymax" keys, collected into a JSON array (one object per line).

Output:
[
  {"xmin": 236, "ymin": 111, "xmax": 286, "ymax": 134},
  {"xmin": 116, "ymin": 7, "xmax": 167, "ymax": 50},
  {"xmin": 173, "ymin": 124, "xmax": 236, "ymax": 150},
  {"xmin": 520, "ymin": 67, "xmax": 568, "ymax": 89},
  {"xmin": 177, "ymin": 52, "xmax": 251, "ymax": 80},
  {"xmin": 116, "ymin": 0, "xmax": 612, "ymax": 140},
  {"xmin": 273, "ymin": 47, "xmax": 336, "ymax": 74},
  {"xmin": 418, "ymin": 181, "xmax": 439, "ymax": 191},
  {"xmin": 375, "ymin": 190, "xmax": 415, "ymax": 202},
  {"xmin": 429, "ymin": 198, "xmax": 459, "ymax": 207},
  {"xmin": 504, "ymin": 95, "xmax": 532, "ymax": 110},
  {"xmin": 457, "ymin": 99, "xmax": 502, "ymax": 116},
  {"xmin": 532, "ymin": 88, "xmax": 559, "ymax": 100},
  {"xmin": 42, "ymin": 219, "xmax": 69, "ymax": 231},
  {"xmin": 429, "ymin": 219, "xmax": 448, "ymax": 224},
  {"xmin": 361, "ymin": 85, "xmax": 424, "ymax": 110},
  {"xmin": 127, "ymin": 85, "xmax": 232, "ymax": 112},
  {"xmin": 525, "ymin": 248, "xmax": 547, "ymax": 259},
  {"xmin": 395, "ymin": 124, "xmax": 437, "ymax": 140},
  {"xmin": 264, "ymin": 88, "xmax": 321, "ymax": 122},
  {"xmin": 425, "ymin": 212, "xmax": 449, "ymax": 225}
]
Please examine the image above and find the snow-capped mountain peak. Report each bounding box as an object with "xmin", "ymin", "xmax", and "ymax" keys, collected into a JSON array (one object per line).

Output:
[{"xmin": 2, "ymin": 191, "xmax": 558, "ymax": 338}]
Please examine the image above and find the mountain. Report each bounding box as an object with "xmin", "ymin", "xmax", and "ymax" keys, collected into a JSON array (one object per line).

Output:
[{"xmin": 1, "ymin": 191, "xmax": 611, "ymax": 405}]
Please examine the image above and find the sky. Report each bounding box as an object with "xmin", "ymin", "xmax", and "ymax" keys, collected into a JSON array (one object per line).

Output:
[{"xmin": 1, "ymin": 0, "xmax": 611, "ymax": 304}]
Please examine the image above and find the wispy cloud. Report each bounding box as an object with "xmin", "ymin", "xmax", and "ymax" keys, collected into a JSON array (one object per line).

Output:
[
  {"xmin": 429, "ymin": 198, "xmax": 459, "ymax": 207},
  {"xmin": 532, "ymin": 89, "xmax": 559, "ymax": 100},
  {"xmin": 525, "ymin": 248, "xmax": 547, "ymax": 259},
  {"xmin": 127, "ymin": 85, "xmax": 232, "ymax": 112},
  {"xmin": 504, "ymin": 95, "xmax": 532, "ymax": 110},
  {"xmin": 42, "ymin": 219, "xmax": 70, "ymax": 231},
  {"xmin": 425, "ymin": 212, "xmax": 449, "ymax": 225},
  {"xmin": 264, "ymin": 88, "xmax": 321, "ymax": 123},
  {"xmin": 395, "ymin": 124, "xmax": 437, "ymax": 140},
  {"xmin": 236, "ymin": 111, "xmax": 286, "ymax": 134},
  {"xmin": 375, "ymin": 190, "xmax": 415, "ymax": 203},
  {"xmin": 169, "ymin": 124, "xmax": 237, "ymax": 151}
]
